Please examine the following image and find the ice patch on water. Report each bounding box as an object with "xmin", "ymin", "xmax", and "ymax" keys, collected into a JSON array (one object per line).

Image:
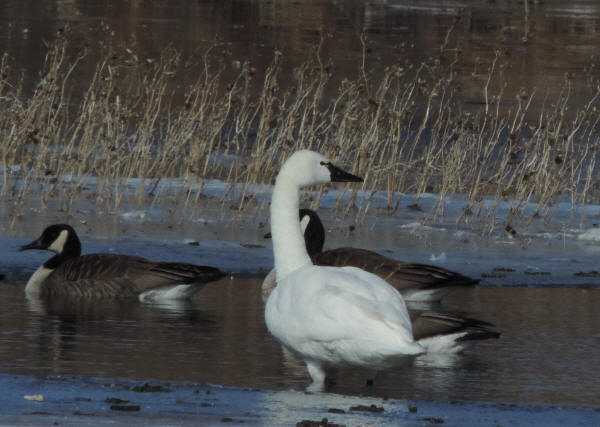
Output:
[
  {"xmin": 399, "ymin": 222, "xmax": 434, "ymax": 231},
  {"xmin": 429, "ymin": 252, "xmax": 446, "ymax": 262},
  {"xmin": 577, "ymin": 227, "xmax": 600, "ymax": 242},
  {"xmin": 121, "ymin": 210, "xmax": 146, "ymax": 221}
]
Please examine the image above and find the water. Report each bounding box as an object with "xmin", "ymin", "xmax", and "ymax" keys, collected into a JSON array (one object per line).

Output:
[
  {"xmin": 1, "ymin": 278, "xmax": 598, "ymax": 408},
  {"xmin": 1, "ymin": 0, "xmax": 600, "ymax": 418},
  {"xmin": 1, "ymin": 1, "xmax": 600, "ymax": 116}
]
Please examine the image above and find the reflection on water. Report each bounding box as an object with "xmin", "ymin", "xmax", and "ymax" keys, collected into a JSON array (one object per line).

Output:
[
  {"xmin": 0, "ymin": 278, "xmax": 598, "ymax": 407},
  {"xmin": 1, "ymin": 0, "xmax": 600, "ymax": 116}
]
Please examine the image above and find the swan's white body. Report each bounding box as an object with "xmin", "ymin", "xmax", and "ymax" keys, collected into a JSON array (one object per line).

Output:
[{"xmin": 264, "ymin": 150, "xmax": 423, "ymax": 389}]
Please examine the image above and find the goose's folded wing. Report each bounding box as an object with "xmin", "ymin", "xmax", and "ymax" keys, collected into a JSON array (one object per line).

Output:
[
  {"xmin": 410, "ymin": 310, "xmax": 500, "ymax": 341},
  {"xmin": 313, "ymin": 248, "xmax": 478, "ymax": 290},
  {"xmin": 43, "ymin": 254, "xmax": 224, "ymax": 297}
]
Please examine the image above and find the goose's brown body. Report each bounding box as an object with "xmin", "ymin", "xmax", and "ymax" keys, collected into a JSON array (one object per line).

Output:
[
  {"xmin": 312, "ymin": 247, "xmax": 478, "ymax": 299},
  {"xmin": 20, "ymin": 224, "xmax": 225, "ymax": 299},
  {"xmin": 37, "ymin": 254, "xmax": 224, "ymax": 298}
]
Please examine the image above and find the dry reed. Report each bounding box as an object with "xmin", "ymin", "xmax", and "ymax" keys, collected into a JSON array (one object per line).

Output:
[{"xmin": 1, "ymin": 29, "xmax": 599, "ymax": 232}]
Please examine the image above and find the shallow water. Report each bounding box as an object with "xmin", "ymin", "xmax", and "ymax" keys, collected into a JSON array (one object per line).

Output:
[{"xmin": 1, "ymin": 278, "xmax": 598, "ymax": 408}]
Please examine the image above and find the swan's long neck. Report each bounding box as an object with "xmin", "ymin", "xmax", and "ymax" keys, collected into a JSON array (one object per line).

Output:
[{"xmin": 271, "ymin": 172, "xmax": 312, "ymax": 280}]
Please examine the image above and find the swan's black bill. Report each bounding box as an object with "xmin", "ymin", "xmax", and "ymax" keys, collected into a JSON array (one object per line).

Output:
[
  {"xmin": 322, "ymin": 162, "xmax": 363, "ymax": 183},
  {"xmin": 19, "ymin": 239, "xmax": 43, "ymax": 252}
]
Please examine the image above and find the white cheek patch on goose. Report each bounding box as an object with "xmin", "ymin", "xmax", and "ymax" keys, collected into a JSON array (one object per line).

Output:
[
  {"xmin": 300, "ymin": 215, "xmax": 311, "ymax": 233},
  {"xmin": 25, "ymin": 266, "xmax": 53, "ymax": 296},
  {"xmin": 48, "ymin": 229, "xmax": 69, "ymax": 253}
]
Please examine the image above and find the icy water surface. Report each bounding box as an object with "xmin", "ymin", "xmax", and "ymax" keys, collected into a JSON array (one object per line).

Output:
[{"xmin": 1, "ymin": 279, "xmax": 598, "ymax": 408}]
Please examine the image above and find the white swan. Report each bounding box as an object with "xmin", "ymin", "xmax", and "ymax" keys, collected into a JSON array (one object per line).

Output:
[{"xmin": 265, "ymin": 150, "xmax": 424, "ymax": 390}]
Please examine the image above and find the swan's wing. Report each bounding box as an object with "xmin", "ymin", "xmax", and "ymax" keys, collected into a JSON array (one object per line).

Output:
[
  {"xmin": 326, "ymin": 266, "xmax": 413, "ymax": 333},
  {"xmin": 271, "ymin": 265, "xmax": 414, "ymax": 344}
]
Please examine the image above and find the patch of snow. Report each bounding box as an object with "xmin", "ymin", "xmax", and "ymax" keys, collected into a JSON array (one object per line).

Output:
[
  {"xmin": 577, "ymin": 227, "xmax": 600, "ymax": 242},
  {"xmin": 121, "ymin": 210, "xmax": 147, "ymax": 221},
  {"xmin": 429, "ymin": 252, "xmax": 446, "ymax": 262}
]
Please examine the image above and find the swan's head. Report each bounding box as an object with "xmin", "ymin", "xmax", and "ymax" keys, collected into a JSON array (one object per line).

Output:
[
  {"xmin": 19, "ymin": 224, "xmax": 82, "ymax": 257},
  {"xmin": 280, "ymin": 150, "xmax": 363, "ymax": 187}
]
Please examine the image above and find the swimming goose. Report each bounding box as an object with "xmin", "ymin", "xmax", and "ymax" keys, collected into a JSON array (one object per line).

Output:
[
  {"xmin": 264, "ymin": 150, "xmax": 424, "ymax": 391},
  {"xmin": 19, "ymin": 224, "xmax": 225, "ymax": 301},
  {"xmin": 263, "ymin": 209, "xmax": 478, "ymax": 302}
]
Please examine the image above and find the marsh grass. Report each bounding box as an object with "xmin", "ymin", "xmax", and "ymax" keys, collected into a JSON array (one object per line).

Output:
[{"xmin": 1, "ymin": 29, "xmax": 599, "ymax": 232}]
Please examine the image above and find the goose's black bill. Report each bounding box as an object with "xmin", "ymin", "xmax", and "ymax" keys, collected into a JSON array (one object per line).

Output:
[
  {"xmin": 19, "ymin": 239, "xmax": 43, "ymax": 252},
  {"xmin": 322, "ymin": 162, "xmax": 363, "ymax": 183}
]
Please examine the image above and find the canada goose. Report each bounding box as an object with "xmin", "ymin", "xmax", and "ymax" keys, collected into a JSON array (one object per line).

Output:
[
  {"xmin": 264, "ymin": 150, "xmax": 424, "ymax": 391},
  {"xmin": 263, "ymin": 209, "xmax": 478, "ymax": 302},
  {"xmin": 19, "ymin": 224, "xmax": 225, "ymax": 301}
]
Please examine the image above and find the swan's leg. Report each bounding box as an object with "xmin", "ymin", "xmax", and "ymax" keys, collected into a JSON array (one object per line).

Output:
[
  {"xmin": 366, "ymin": 370, "xmax": 378, "ymax": 386},
  {"xmin": 305, "ymin": 360, "xmax": 326, "ymax": 392}
]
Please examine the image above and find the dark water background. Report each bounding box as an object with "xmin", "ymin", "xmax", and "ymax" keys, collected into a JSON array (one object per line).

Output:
[
  {"xmin": 1, "ymin": 279, "xmax": 598, "ymax": 408},
  {"xmin": 1, "ymin": 0, "xmax": 600, "ymax": 117}
]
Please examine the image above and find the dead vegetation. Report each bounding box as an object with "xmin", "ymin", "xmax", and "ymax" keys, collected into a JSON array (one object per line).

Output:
[{"xmin": 1, "ymin": 29, "xmax": 599, "ymax": 232}]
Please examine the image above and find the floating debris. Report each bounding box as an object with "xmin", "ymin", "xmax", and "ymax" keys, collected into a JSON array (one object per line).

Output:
[
  {"xmin": 349, "ymin": 404, "xmax": 384, "ymax": 413},
  {"xmin": 524, "ymin": 271, "xmax": 551, "ymax": 276},
  {"xmin": 110, "ymin": 404, "xmax": 140, "ymax": 412},
  {"xmin": 296, "ymin": 419, "xmax": 345, "ymax": 427},
  {"xmin": 75, "ymin": 396, "xmax": 91, "ymax": 402},
  {"xmin": 327, "ymin": 408, "xmax": 345, "ymax": 414},
  {"xmin": 105, "ymin": 397, "xmax": 129, "ymax": 404},
  {"xmin": 132, "ymin": 383, "xmax": 171, "ymax": 392},
  {"xmin": 423, "ymin": 417, "xmax": 445, "ymax": 424},
  {"xmin": 492, "ymin": 267, "xmax": 515, "ymax": 272},
  {"xmin": 505, "ymin": 225, "xmax": 517, "ymax": 236},
  {"xmin": 573, "ymin": 270, "xmax": 600, "ymax": 277},
  {"xmin": 24, "ymin": 394, "xmax": 44, "ymax": 402},
  {"xmin": 481, "ymin": 272, "xmax": 506, "ymax": 278},
  {"xmin": 241, "ymin": 243, "xmax": 265, "ymax": 249}
]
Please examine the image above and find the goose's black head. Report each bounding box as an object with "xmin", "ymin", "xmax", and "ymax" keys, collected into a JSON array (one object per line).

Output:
[
  {"xmin": 299, "ymin": 209, "xmax": 325, "ymax": 256},
  {"xmin": 263, "ymin": 209, "xmax": 326, "ymax": 257},
  {"xmin": 19, "ymin": 224, "xmax": 82, "ymax": 259}
]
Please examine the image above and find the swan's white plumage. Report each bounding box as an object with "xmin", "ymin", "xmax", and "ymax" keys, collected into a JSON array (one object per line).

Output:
[
  {"xmin": 266, "ymin": 265, "xmax": 421, "ymax": 368},
  {"xmin": 265, "ymin": 150, "xmax": 423, "ymax": 389}
]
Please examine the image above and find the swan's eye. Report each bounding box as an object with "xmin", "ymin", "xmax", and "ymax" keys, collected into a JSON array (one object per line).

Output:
[{"xmin": 320, "ymin": 161, "xmax": 331, "ymax": 169}]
